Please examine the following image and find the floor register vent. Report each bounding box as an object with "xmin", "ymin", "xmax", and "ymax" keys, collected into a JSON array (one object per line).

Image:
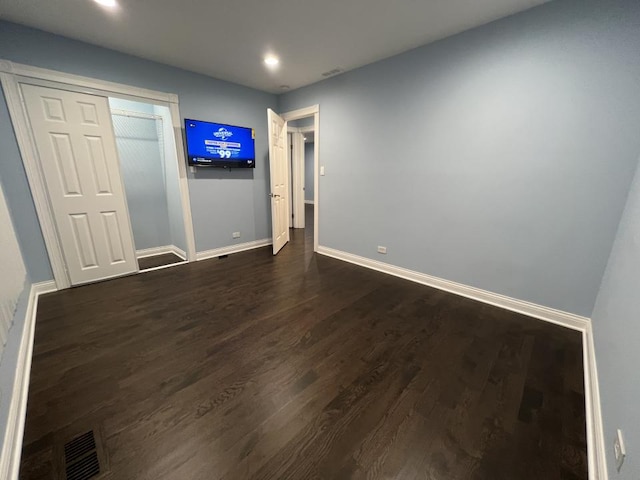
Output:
[{"xmin": 61, "ymin": 430, "xmax": 101, "ymax": 480}]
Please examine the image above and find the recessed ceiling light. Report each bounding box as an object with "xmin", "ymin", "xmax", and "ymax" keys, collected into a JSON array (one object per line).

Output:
[
  {"xmin": 94, "ymin": 0, "xmax": 117, "ymax": 7},
  {"xmin": 264, "ymin": 56, "xmax": 280, "ymax": 67},
  {"xmin": 280, "ymin": 85, "xmax": 290, "ymax": 91}
]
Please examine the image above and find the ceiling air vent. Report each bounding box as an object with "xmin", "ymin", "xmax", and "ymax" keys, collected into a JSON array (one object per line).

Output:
[{"xmin": 321, "ymin": 68, "xmax": 343, "ymax": 77}]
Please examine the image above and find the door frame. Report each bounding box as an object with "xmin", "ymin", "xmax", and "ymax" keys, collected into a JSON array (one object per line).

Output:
[
  {"xmin": 286, "ymin": 130, "xmax": 293, "ymax": 229},
  {"xmin": 0, "ymin": 60, "xmax": 197, "ymax": 289},
  {"xmin": 286, "ymin": 127, "xmax": 305, "ymax": 229},
  {"xmin": 281, "ymin": 105, "xmax": 319, "ymax": 252}
]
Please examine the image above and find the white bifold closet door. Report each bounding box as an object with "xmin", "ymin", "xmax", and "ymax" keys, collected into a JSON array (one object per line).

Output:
[
  {"xmin": 0, "ymin": 181, "xmax": 27, "ymax": 355},
  {"xmin": 21, "ymin": 84, "xmax": 137, "ymax": 285}
]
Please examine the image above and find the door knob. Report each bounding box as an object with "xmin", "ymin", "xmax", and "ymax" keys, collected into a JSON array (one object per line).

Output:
[{"xmin": 269, "ymin": 193, "xmax": 280, "ymax": 198}]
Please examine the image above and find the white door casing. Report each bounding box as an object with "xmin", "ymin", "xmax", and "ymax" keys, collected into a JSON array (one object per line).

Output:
[
  {"xmin": 267, "ymin": 108, "xmax": 289, "ymax": 255},
  {"xmin": 291, "ymin": 131, "xmax": 305, "ymax": 228},
  {"xmin": 287, "ymin": 132, "xmax": 293, "ymax": 229},
  {"xmin": 280, "ymin": 105, "xmax": 320, "ymax": 252},
  {"xmin": 21, "ymin": 83, "xmax": 137, "ymax": 285}
]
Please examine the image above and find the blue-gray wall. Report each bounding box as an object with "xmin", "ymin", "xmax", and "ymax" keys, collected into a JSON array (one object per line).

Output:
[
  {"xmin": 304, "ymin": 142, "xmax": 314, "ymax": 202},
  {"xmin": 278, "ymin": 0, "xmax": 640, "ymax": 317},
  {"xmin": 109, "ymin": 97, "xmax": 174, "ymax": 251},
  {"xmin": 0, "ymin": 21, "xmax": 277, "ymax": 281},
  {"xmin": 111, "ymin": 113, "xmax": 172, "ymax": 251},
  {"xmin": 591, "ymin": 154, "xmax": 640, "ymax": 479},
  {"xmin": 109, "ymin": 98, "xmax": 189, "ymax": 253}
]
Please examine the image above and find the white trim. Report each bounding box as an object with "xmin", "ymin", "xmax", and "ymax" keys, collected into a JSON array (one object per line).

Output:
[
  {"xmin": 136, "ymin": 245, "xmax": 187, "ymax": 261},
  {"xmin": 0, "ymin": 59, "xmax": 198, "ymax": 286},
  {"xmin": 0, "ymin": 280, "xmax": 56, "ymax": 480},
  {"xmin": 287, "ymin": 132, "xmax": 293, "ymax": 229},
  {"xmin": 281, "ymin": 105, "xmax": 319, "ymax": 120},
  {"xmin": 136, "ymin": 246, "xmax": 173, "ymax": 259},
  {"xmin": 317, "ymin": 244, "xmax": 607, "ymax": 478},
  {"xmin": 313, "ymin": 112, "xmax": 319, "ymax": 252},
  {"xmin": 318, "ymin": 246, "xmax": 589, "ymax": 330},
  {"xmin": 0, "ymin": 72, "xmax": 70, "ymax": 289},
  {"xmin": 304, "ymin": 200, "xmax": 315, "ymax": 205},
  {"xmin": 169, "ymin": 245, "xmax": 187, "ymax": 261},
  {"xmin": 0, "ymin": 60, "xmax": 173, "ymax": 104},
  {"xmin": 168, "ymin": 102, "xmax": 197, "ymax": 262},
  {"xmin": 281, "ymin": 105, "xmax": 320, "ymax": 252},
  {"xmin": 285, "ymin": 127, "xmax": 307, "ymax": 229},
  {"xmin": 584, "ymin": 323, "xmax": 608, "ymax": 480},
  {"xmin": 291, "ymin": 132, "xmax": 305, "ymax": 229},
  {"xmin": 138, "ymin": 261, "xmax": 188, "ymax": 273},
  {"xmin": 136, "ymin": 245, "xmax": 175, "ymax": 258},
  {"xmin": 196, "ymin": 239, "xmax": 271, "ymax": 261}
]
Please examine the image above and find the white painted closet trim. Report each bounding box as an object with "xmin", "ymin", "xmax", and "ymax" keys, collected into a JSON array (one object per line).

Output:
[
  {"xmin": 136, "ymin": 245, "xmax": 187, "ymax": 260},
  {"xmin": 0, "ymin": 59, "xmax": 198, "ymax": 290}
]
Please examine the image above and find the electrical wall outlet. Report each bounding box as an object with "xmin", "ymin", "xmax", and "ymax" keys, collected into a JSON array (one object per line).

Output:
[
  {"xmin": 377, "ymin": 246, "xmax": 387, "ymax": 254},
  {"xmin": 232, "ymin": 232, "xmax": 241, "ymax": 239},
  {"xmin": 614, "ymin": 429, "xmax": 626, "ymax": 472}
]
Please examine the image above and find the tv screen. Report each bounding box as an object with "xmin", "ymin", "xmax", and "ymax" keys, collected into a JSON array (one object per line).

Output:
[{"xmin": 184, "ymin": 119, "xmax": 256, "ymax": 168}]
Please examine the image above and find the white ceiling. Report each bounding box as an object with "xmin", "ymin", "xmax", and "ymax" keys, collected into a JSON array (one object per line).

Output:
[{"xmin": 0, "ymin": 0, "xmax": 549, "ymax": 94}]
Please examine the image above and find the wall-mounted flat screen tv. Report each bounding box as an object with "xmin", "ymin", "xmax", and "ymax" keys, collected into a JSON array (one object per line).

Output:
[{"xmin": 184, "ymin": 119, "xmax": 256, "ymax": 168}]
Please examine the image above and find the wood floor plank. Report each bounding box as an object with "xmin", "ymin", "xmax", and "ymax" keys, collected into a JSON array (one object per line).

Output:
[
  {"xmin": 19, "ymin": 206, "xmax": 587, "ymax": 479},
  {"xmin": 138, "ymin": 253, "xmax": 185, "ymax": 271}
]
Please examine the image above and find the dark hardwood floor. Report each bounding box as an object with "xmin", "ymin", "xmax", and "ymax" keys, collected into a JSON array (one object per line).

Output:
[
  {"xmin": 137, "ymin": 252, "xmax": 185, "ymax": 271},
  {"xmin": 20, "ymin": 206, "xmax": 587, "ymax": 479}
]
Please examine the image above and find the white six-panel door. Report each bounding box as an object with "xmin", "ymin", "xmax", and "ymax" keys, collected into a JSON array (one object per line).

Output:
[
  {"xmin": 267, "ymin": 109, "xmax": 290, "ymax": 255},
  {"xmin": 21, "ymin": 84, "xmax": 137, "ymax": 285}
]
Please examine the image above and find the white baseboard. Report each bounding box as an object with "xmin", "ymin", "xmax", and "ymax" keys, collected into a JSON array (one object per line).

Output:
[
  {"xmin": 304, "ymin": 200, "xmax": 314, "ymax": 205},
  {"xmin": 136, "ymin": 245, "xmax": 188, "ymax": 273},
  {"xmin": 196, "ymin": 238, "xmax": 272, "ymax": 261},
  {"xmin": 168, "ymin": 245, "xmax": 187, "ymax": 261},
  {"xmin": 0, "ymin": 249, "xmax": 609, "ymax": 480},
  {"xmin": 317, "ymin": 246, "xmax": 589, "ymax": 331},
  {"xmin": 136, "ymin": 245, "xmax": 187, "ymax": 261},
  {"xmin": 0, "ymin": 280, "xmax": 56, "ymax": 480},
  {"xmin": 317, "ymin": 245, "xmax": 606, "ymax": 478}
]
